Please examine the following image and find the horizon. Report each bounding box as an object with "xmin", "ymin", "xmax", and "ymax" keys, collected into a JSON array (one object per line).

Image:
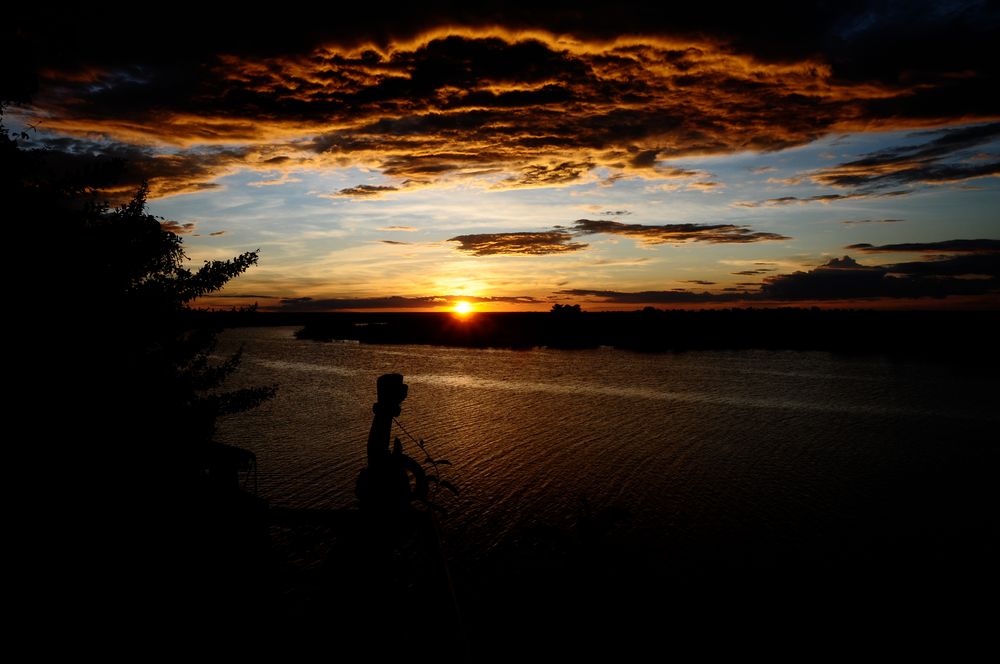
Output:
[{"xmin": 8, "ymin": 5, "xmax": 999, "ymax": 311}]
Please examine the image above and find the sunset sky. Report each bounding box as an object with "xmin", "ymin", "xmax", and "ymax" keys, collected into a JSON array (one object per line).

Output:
[{"xmin": 9, "ymin": 4, "xmax": 999, "ymax": 310}]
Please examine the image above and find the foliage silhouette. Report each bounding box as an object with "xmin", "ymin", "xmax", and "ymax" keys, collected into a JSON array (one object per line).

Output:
[
  {"xmin": 3, "ymin": 100, "xmax": 277, "ymax": 631},
  {"xmin": 95, "ymin": 181, "xmax": 277, "ymax": 447},
  {"xmin": 3, "ymin": 107, "xmax": 275, "ymax": 455}
]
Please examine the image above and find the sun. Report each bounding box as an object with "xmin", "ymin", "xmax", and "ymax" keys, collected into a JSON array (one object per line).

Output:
[{"xmin": 453, "ymin": 301, "xmax": 474, "ymax": 316}]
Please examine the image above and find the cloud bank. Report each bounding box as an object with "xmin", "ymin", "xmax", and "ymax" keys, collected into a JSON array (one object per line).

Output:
[{"xmin": 15, "ymin": 4, "xmax": 999, "ymax": 196}]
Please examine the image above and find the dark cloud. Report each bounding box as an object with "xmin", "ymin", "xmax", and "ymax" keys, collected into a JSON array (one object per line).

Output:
[
  {"xmin": 502, "ymin": 161, "xmax": 593, "ymax": 187},
  {"xmin": 823, "ymin": 256, "xmax": 867, "ymax": 269},
  {"xmin": 448, "ymin": 232, "xmax": 588, "ymax": 256},
  {"xmin": 379, "ymin": 240, "xmax": 411, "ymax": 245},
  {"xmin": 758, "ymin": 252, "xmax": 1000, "ymax": 300},
  {"xmin": 884, "ymin": 253, "xmax": 1000, "ymax": 278},
  {"xmin": 159, "ymin": 221, "xmax": 196, "ymax": 235},
  {"xmin": 18, "ymin": 5, "xmax": 997, "ymax": 72},
  {"xmin": 563, "ymin": 245, "xmax": 1000, "ymax": 304},
  {"xmin": 209, "ymin": 231, "xmax": 226, "ymax": 236},
  {"xmin": 732, "ymin": 269, "xmax": 775, "ymax": 276},
  {"xmin": 811, "ymin": 123, "xmax": 1000, "ymax": 189},
  {"xmin": 572, "ymin": 219, "xmax": 789, "ymax": 244},
  {"xmin": 448, "ymin": 219, "xmax": 789, "ymax": 257},
  {"xmin": 278, "ymin": 296, "xmax": 444, "ymax": 310},
  {"xmin": 840, "ymin": 219, "xmax": 903, "ymax": 225},
  {"xmin": 629, "ymin": 150, "xmax": 660, "ymax": 169},
  {"xmin": 846, "ymin": 239, "xmax": 1000, "ymax": 253},
  {"xmin": 274, "ymin": 294, "xmax": 540, "ymax": 311},
  {"xmin": 16, "ymin": 4, "xmax": 999, "ymax": 189},
  {"xmin": 682, "ymin": 280, "xmax": 716, "ymax": 285},
  {"xmin": 734, "ymin": 190, "xmax": 910, "ymax": 207},
  {"xmin": 335, "ymin": 184, "xmax": 399, "ymax": 197},
  {"xmin": 20, "ymin": 136, "xmax": 245, "ymax": 199},
  {"xmin": 558, "ymin": 288, "xmax": 747, "ymax": 304}
]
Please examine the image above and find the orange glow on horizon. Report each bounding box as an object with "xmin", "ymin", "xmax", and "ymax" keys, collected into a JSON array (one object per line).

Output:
[{"xmin": 453, "ymin": 301, "xmax": 474, "ymax": 316}]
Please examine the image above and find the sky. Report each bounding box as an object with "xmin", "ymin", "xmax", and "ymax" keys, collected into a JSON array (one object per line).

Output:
[{"xmin": 7, "ymin": 2, "xmax": 1000, "ymax": 310}]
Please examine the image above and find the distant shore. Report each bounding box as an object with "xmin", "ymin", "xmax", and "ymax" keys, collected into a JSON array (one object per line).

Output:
[{"xmin": 191, "ymin": 308, "xmax": 1000, "ymax": 359}]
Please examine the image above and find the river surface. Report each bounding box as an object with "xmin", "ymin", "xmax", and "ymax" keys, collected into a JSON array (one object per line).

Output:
[{"xmin": 214, "ymin": 327, "xmax": 997, "ymax": 573}]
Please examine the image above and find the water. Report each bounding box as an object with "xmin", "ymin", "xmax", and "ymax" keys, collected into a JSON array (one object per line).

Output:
[{"xmin": 215, "ymin": 327, "xmax": 997, "ymax": 571}]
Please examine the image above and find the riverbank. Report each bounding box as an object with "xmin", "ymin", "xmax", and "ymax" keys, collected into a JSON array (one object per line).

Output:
[{"xmin": 188, "ymin": 309, "xmax": 1000, "ymax": 359}]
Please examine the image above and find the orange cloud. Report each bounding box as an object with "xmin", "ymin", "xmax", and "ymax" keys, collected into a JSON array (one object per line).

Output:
[
  {"xmin": 19, "ymin": 17, "xmax": 997, "ymax": 198},
  {"xmin": 572, "ymin": 219, "xmax": 789, "ymax": 244},
  {"xmin": 448, "ymin": 231, "xmax": 588, "ymax": 256},
  {"xmin": 23, "ymin": 28, "xmax": 963, "ymax": 193}
]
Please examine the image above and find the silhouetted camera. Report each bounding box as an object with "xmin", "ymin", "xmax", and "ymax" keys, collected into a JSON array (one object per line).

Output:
[{"xmin": 376, "ymin": 373, "xmax": 408, "ymax": 407}]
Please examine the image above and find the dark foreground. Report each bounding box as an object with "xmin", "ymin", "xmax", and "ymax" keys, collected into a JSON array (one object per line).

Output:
[
  {"xmin": 88, "ymin": 357, "xmax": 996, "ymax": 659},
  {"xmin": 55, "ymin": 312, "xmax": 998, "ymax": 657},
  {"xmin": 114, "ymin": 447, "xmax": 995, "ymax": 659}
]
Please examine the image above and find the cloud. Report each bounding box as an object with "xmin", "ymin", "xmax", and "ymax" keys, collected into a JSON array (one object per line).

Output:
[
  {"xmin": 846, "ymin": 239, "xmax": 1000, "ymax": 253},
  {"xmin": 274, "ymin": 294, "xmax": 541, "ymax": 311},
  {"xmin": 884, "ymin": 253, "xmax": 1000, "ymax": 278},
  {"xmin": 681, "ymin": 280, "xmax": 716, "ymax": 285},
  {"xmin": 448, "ymin": 231, "xmax": 589, "ymax": 256},
  {"xmin": 498, "ymin": 161, "xmax": 593, "ymax": 188},
  {"xmin": 160, "ymin": 221, "xmax": 196, "ymax": 234},
  {"xmin": 379, "ymin": 240, "xmax": 411, "ymax": 245},
  {"xmin": 378, "ymin": 225, "xmax": 419, "ymax": 231},
  {"xmin": 448, "ymin": 219, "xmax": 789, "ymax": 257},
  {"xmin": 840, "ymin": 218, "xmax": 903, "ymax": 225},
  {"xmin": 733, "ymin": 190, "xmax": 910, "ymax": 207},
  {"xmin": 334, "ymin": 184, "xmax": 399, "ymax": 197},
  {"xmin": 810, "ymin": 122, "xmax": 1000, "ymax": 189},
  {"xmin": 562, "ymin": 243, "xmax": 1000, "ymax": 304},
  {"xmin": 732, "ymin": 269, "xmax": 775, "ymax": 276},
  {"xmin": 572, "ymin": 219, "xmax": 789, "ymax": 244},
  {"xmin": 766, "ymin": 176, "xmax": 803, "ymax": 185},
  {"xmin": 21, "ymin": 136, "xmax": 249, "ymax": 199},
  {"xmin": 247, "ymin": 172, "xmax": 302, "ymax": 187},
  {"xmin": 758, "ymin": 251, "xmax": 1000, "ymax": 300},
  {"xmin": 208, "ymin": 231, "xmax": 226, "ymax": 236},
  {"xmin": 687, "ymin": 181, "xmax": 723, "ymax": 191},
  {"xmin": 656, "ymin": 167, "xmax": 709, "ymax": 179},
  {"xmin": 587, "ymin": 256, "xmax": 651, "ymax": 266},
  {"xmin": 558, "ymin": 288, "xmax": 747, "ymax": 304},
  {"xmin": 822, "ymin": 256, "xmax": 867, "ymax": 269},
  {"xmin": 19, "ymin": 6, "xmax": 999, "ymax": 191}
]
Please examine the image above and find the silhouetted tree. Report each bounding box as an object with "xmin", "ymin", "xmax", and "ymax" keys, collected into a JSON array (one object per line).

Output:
[
  {"xmin": 2, "ymin": 100, "xmax": 273, "ymax": 481},
  {"xmin": 551, "ymin": 303, "xmax": 583, "ymax": 315},
  {"xmin": 96, "ymin": 182, "xmax": 276, "ymax": 447},
  {"xmin": 3, "ymin": 95, "xmax": 278, "ymax": 629}
]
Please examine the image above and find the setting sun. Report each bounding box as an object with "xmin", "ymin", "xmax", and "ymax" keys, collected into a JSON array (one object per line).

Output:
[{"xmin": 453, "ymin": 301, "xmax": 474, "ymax": 316}]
